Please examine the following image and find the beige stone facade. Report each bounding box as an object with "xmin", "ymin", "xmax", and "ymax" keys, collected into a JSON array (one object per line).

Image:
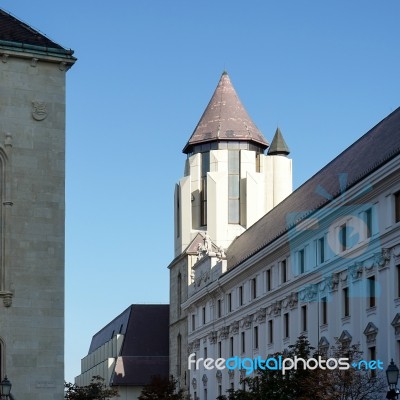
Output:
[{"xmin": 0, "ymin": 11, "xmax": 75, "ymax": 399}]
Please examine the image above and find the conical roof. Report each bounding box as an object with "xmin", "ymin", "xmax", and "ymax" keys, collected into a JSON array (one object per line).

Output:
[
  {"xmin": 183, "ymin": 72, "xmax": 269, "ymax": 154},
  {"xmin": 268, "ymin": 127, "xmax": 290, "ymax": 155}
]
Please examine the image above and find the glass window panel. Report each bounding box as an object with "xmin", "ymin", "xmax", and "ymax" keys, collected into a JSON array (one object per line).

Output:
[
  {"xmin": 228, "ymin": 175, "xmax": 240, "ymax": 197},
  {"xmin": 229, "ymin": 199, "xmax": 240, "ymax": 224},
  {"xmin": 228, "ymin": 151, "xmax": 240, "ymax": 173}
]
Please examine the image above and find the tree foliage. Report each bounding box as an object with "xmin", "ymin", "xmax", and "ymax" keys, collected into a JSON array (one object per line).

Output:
[
  {"xmin": 217, "ymin": 336, "xmax": 386, "ymax": 400},
  {"xmin": 138, "ymin": 375, "xmax": 184, "ymax": 400},
  {"xmin": 64, "ymin": 376, "xmax": 119, "ymax": 400}
]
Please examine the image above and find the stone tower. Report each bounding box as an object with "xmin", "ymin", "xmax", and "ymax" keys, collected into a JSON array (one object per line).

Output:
[
  {"xmin": 0, "ymin": 9, "xmax": 75, "ymax": 400},
  {"xmin": 169, "ymin": 72, "xmax": 292, "ymax": 394}
]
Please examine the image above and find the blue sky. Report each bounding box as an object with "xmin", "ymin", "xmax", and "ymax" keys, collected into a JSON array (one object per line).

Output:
[{"xmin": 2, "ymin": 0, "xmax": 400, "ymax": 383}]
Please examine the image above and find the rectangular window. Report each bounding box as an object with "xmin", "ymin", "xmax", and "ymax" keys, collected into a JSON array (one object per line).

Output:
[
  {"xmin": 266, "ymin": 269, "xmax": 272, "ymax": 291},
  {"xmin": 218, "ymin": 341, "xmax": 222, "ymax": 358},
  {"xmin": 397, "ymin": 266, "xmax": 400, "ymax": 298},
  {"xmin": 228, "ymin": 293, "xmax": 232, "ymax": 313},
  {"xmin": 268, "ymin": 320, "xmax": 274, "ymax": 344},
  {"xmin": 200, "ymin": 152, "xmax": 210, "ymax": 226},
  {"xmin": 343, "ymin": 287, "xmax": 350, "ymax": 317},
  {"xmin": 228, "ymin": 150, "xmax": 240, "ymax": 224},
  {"xmin": 251, "ymin": 277, "xmax": 257, "ymax": 299},
  {"xmin": 192, "ymin": 314, "xmax": 196, "ymax": 331},
  {"xmin": 202, "ymin": 306, "xmax": 206, "ymax": 324},
  {"xmin": 317, "ymin": 237, "xmax": 325, "ymax": 264},
  {"xmin": 365, "ymin": 208, "xmax": 372, "ymax": 238},
  {"xmin": 340, "ymin": 224, "xmax": 347, "ymax": 252},
  {"xmin": 217, "ymin": 299, "xmax": 222, "ymax": 318},
  {"xmin": 204, "ymin": 347, "xmax": 207, "ymax": 358},
  {"xmin": 299, "ymin": 249, "xmax": 305, "ymax": 274},
  {"xmin": 177, "ymin": 335, "xmax": 182, "ymax": 377},
  {"xmin": 284, "ymin": 313, "xmax": 289, "ymax": 338},
  {"xmin": 204, "ymin": 388, "xmax": 207, "ymax": 400},
  {"xmin": 230, "ymin": 337, "xmax": 234, "ymax": 357},
  {"xmin": 239, "ymin": 286, "xmax": 243, "ymax": 306},
  {"xmin": 369, "ymin": 346, "xmax": 376, "ymax": 377},
  {"xmin": 321, "ymin": 297, "xmax": 328, "ymax": 325},
  {"xmin": 396, "ymin": 191, "xmax": 400, "ymax": 223},
  {"xmin": 368, "ymin": 276, "xmax": 376, "ymax": 308},
  {"xmin": 254, "ymin": 326, "xmax": 259, "ymax": 349},
  {"xmin": 301, "ymin": 305, "xmax": 307, "ymax": 332},
  {"xmin": 281, "ymin": 260, "xmax": 287, "ymax": 283},
  {"xmin": 241, "ymin": 332, "xmax": 246, "ymax": 353}
]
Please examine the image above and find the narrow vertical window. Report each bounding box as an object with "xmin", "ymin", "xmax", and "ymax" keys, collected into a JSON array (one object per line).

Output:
[
  {"xmin": 397, "ymin": 265, "xmax": 400, "ymax": 298},
  {"xmin": 268, "ymin": 320, "xmax": 274, "ymax": 344},
  {"xmin": 192, "ymin": 314, "xmax": 196, "ymax": 331},
  {"xmin": 284, "ymin": 313, "xmax": 290, "ymax": 338},
  {"xmin": 254, "ymin": 326, "xmax": 259, "ymax": 349},
  {"xmin": 227, "ymin": 293, "xmax": 232, "ymax": 313},
  {"xmin": 218, "ymin": 341, "xmax": 222, "ymax": 358},
  {"xmin": 177, "ymin": 273, "xmax": 182, "ymax": 317},
  {"xmin": 177, "ymin": 334, "xmax": 182, "ymax": 377},
  {"xmin": 395, "ymin": 191, "xmax": 400, "ymax": 223},
  {"xmin": 299, "ymin": 249, "xmax": 305, "ymax": 274},
  {"xmin": 256, "ymin": 152, "xmax": 261, "ymax": 173},
  {"xmin": 281, "ymin": 260, "xmax": 287, "ymax": 283},
  {"xmin": 239, "ymin": 286, "xmax": 243, "ymax": 306},
  {"xmin": 266, "ymin": 269, "xmax": 272, "ymax": 291},
  {"xmin": 217, "ymin": 299, "xmax": 222, "ymax": 318},
  {"xmin": 251, "ymin": 277, "xmax": 257, "ymax": 299},
  {"xmin": 230, "ymin": 337, "xmax": 234, "ymax": 357},
  {"xmin": 318, "ymin": 237, "xmax": 325, "ymax": 264},
  {"xmin": 241, "ymin": 332, "xmax": 245, "ymax": 353},
  {"xmin": 200, "ymin": 152, "xmax": 210, "ymax": 226},
  {"xmin": 218, "ymin": 385, "xmax": 222, "ymax": 397},
  {"xmin": 343, "ymin": 287, "xmax": 350, "ymax": 317},
  {"xmin": 369, "ymin": 346, "xmax": 376, "ymax": 377},
  {"xmin": 204, "ymin": 347, "xmax": 207, "ymax": 358},
  {"xmin": 365, "ymin": 208, "xmax": 372, "ymax": 238},
  {"xmin": 321, "ymin": 297, "xmax": 328, "ymax": 325},
  {"xmin": 301, "ymin": 305, "xmax": 307, "ymax": 332},
  {"xmin": 340, "ymin": 224, "xmax": 347, "ymax": 252},
  {"xmin": 228, "ymin": 150, "xmax": 240, "ymax": 224},
  {"xmin": 202, "ymin": 306, "xmax": 206, "ymax": 324},
  {"xmin": 368, "ymin": 276, "xmax": 376, "ymax": 308},
  {"xmin": 204, "ymin": 388, "xmax": 207, "ymax": 400},
  {"xmin": 176, "ymin": 189, "xmax": 180, "ymax": 238}
]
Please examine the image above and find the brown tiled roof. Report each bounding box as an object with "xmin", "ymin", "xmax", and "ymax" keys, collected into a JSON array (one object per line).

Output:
[
  {"xmin": 227, "ymin": 107, "xmax": 400, "ymax": 269},
  {"xmin": 0, "ymin": 8, "xmax": 64, "ymax": 49},
  {"xmin": 183, "ymin": 72, "xmax": 269, "ymax": 154},
  {"xmin": 88, "ymin": 304, "xmax": 169, "ymax": 386}
]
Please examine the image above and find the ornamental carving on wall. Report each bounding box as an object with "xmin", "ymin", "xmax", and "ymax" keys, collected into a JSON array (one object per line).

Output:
[
  {"xmin": 241, "ymin": 315, "xmax": 253, "ymax": 330},
  {"xmin": 255, "ymin": 308, "xmax": 266, "ymax": 323},
  {"xmin": 230, "ymin": 321, "xmax": 239, "ymax": 335},
  {"xmin": 220, "ymin": 326, "xmax": 229, "ymax": 340},
  {"xmin": 349, "ymin": 262, "xmax": 363, "ymax": 280},
  {"xmin": 363, "ymin": 322, "xmax": 378, "ymax": 345},
  {"xmin": 193, "ymin": 339, "xmax": 200, "ymax": 351},
  {"xmin": 32, "ymin": 101, "xmax": 48, "ymax": 121},
  {"xmin": 208, "ymin": 331, "xmax": 218, "ymax": 344}
]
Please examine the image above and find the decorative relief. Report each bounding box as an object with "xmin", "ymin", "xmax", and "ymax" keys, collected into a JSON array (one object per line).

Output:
[
  {"xmin": 338, "ymin": 330, "xmax": 352, "ymax": 346},
  {"xmin": 318, "ymin": 336, "xmax": 330, "ymax": 355},
  {"xmin": 327, "ymin": 273, "xmax": 339, "ymax": 292},
  {"xmin": 31, "ymin": 57, "xmax": 38, "ymax": 67},
  {"xmin": 272, "ymin": 300, "xmax": 282, "ymax": 316},
  {"xmin": 241, "ymin": 315, "xmax": 253, "ymax": 330},
  {"xmin": 5, "ymin": 133, "xmax": 12, "ymax": 148},
  {"xmin": 187, "ymin": 342, "xmax": 194, "ymax": 355},
  {"xmin": 203, "ymin": 337, "xmax": 207, "ymax": 344},
  {"xmin": 0, "ymin": 292, "xmax": 13, "ymax": 307},
  {"xmin": 300, "ymin": 284, "xmax": 318, "ymax": 302},
  {"xmin": 349, "ymin": 262, "xmax": 363, "ymax": 280},
  {"xmin": 59, "ymin": 61, "xmax": 67, "ymax": 71},
  {"xmin": 196, "ymin": 231, "xmax": 226, "ymax": 261},
  {"xmin": 220, "ymin": 326, "xmax": 229, "ymax": 340},
  {"xmin": 191, "ymin": 378, "xmax": 197, "ymax": 389},
  {"xmin": 32, "ymin": 101, "xmax": 48, "ymax": 121},
  {"xmin": 363, "ymin": 322, "xmax": 378, "ymax": 345},
  {"xmin": 228, "ymin": 369, "xmax": 235, "ymax": 380},
  {"xmin": 193, "ymin": 339, "xmax": 200, "ymax": 351},
  {"xmin": 208, "ymin": 331, "xmax": 218, "ymax": 344},
  {"xmin": 377, "ymin": 249, "xmax": 391, "ymax": 269},
  {"xmin": 255, "ymin": 308, "xmax": 266, "ymax": 323},
  {"xmin": 202, "ymin": 374, "xmax": 208, "ymax": 387},
  {"xmin": 216, "ymin": 370, "xmax": 222, "ymax": 383},
  {"xmin": 288, "ymin": 292, "xmax": 298, "ymax": 309},
  {"xmin": 230, "ymin": 321, "xmax": 240, "ymax": 335},
  {"xmin": 2, "ymin": 54, "xmax": 9, "ymax": 63}
]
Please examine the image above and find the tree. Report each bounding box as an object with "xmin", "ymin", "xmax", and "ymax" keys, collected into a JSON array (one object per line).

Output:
[
  {"xmin": 218, "ymin": 336, "xmax": 386, "ymax": 400},
  {"xmin": 138, "ymin": 375, "xmax": 184, "ymax": 400},
  {"xmin": 64, "ymin": 375, "xmax": 119, "ymax": 400}
]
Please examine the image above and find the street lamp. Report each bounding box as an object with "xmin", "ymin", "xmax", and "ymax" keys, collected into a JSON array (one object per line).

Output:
[
  {"xmin": 0, "ymin": 376, "xmax": 11, "ymax": 399},
  {"xmin": 386, "ymin": 360, "xmax": 399, "ymax": 400}
]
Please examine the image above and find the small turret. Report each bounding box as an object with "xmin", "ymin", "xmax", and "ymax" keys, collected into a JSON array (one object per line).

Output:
[{"xmin": 268, "ymin": 127, "xmax": 290, "ymax": 156}]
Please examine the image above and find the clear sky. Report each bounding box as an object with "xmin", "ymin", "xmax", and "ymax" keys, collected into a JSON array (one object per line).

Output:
[{"xmin": 2, "ymin": 0, "xmax": 400, "ymax": 383}]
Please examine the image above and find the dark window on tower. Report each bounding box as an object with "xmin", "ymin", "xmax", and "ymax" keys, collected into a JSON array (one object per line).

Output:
[
  {"xmin": 228, "ymin": 150, "xmax": 240, "ymax": 224},
  {"xmin": 177, "ymin": 273, "xmax": 182, "ymax": 317},
  {"xmin": 176, "ymin": 189, "xmax": 180, "ymax": 238},
  {"xmin": 177, "ymin": 334, "xmax": 182, "ymax": 376},
  {"xmin": 200, "ymin": 152, "xmax": 210, "ymax": 226}
]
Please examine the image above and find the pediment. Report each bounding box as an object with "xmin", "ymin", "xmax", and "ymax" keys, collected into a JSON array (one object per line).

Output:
[
  {"xmin": 338, "ymin": 330, "xmax": 352, "ymax": 344},
  {"xmin": 363, "ymin": 322, "xmax": 378, "ymax": 336}
]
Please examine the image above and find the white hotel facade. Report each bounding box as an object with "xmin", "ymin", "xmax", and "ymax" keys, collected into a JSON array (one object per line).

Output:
[{"xmin": 169, "ymin": 72, "xmax": 400, "ymax": 399}]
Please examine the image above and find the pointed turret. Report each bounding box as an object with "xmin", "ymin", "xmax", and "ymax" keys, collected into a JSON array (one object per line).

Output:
[
  {"xmin": 268, "ymin": 127, "xmax": 290, "ymax": 156},
  {"xmin": 183, "ymin": 72, "xmax": 269, "ymax": 154}
]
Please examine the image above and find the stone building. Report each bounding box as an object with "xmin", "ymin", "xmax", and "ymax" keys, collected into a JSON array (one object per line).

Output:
[
  {"xmin": 0, "ymin": 9, "xmax": 75, "ymax": 399},
  {"xmin": 169, "ymin": 72, "xmax": 400, "ymax": 399},
  {"xmin": 169, "ymin": 72, "xmax": 292, "ymax": 395}
]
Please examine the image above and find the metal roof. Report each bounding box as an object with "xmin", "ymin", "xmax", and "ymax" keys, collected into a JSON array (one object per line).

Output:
[
  {"xmin": 227, "ymin": 107, "xmax": 400, "ymax": 269},
  {"xmin": 268, "ymin": 127, "xmax": 290, "ymax": 155},
  {"xmin": 183, "ymin": 72, "xmax": 269, "ymax": 154}
]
